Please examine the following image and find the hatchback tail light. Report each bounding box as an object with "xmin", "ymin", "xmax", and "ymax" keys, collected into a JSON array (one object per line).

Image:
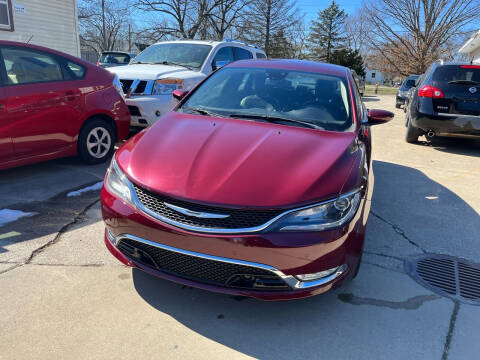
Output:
[{"xmin": 418, "ymin": 85, "xmax": 444, "ymax": 98}]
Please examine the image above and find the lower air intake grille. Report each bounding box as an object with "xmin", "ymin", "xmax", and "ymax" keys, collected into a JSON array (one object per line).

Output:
[
  {"xmin": 132, "ymin": 183, "xmax": 284, "ymax": 231},
  {"xmin": 118, "ymin": 238, "xmax": 289, "ymax": 290},
  {"xmin": 405, "ymin": 254, "xmax": 480, "ymax": 305}
]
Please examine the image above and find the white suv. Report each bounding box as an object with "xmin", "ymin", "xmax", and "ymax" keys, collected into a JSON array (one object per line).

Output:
[{"xmin": 108, "ymin": 39, "xmax": 266, "ymax": 128}]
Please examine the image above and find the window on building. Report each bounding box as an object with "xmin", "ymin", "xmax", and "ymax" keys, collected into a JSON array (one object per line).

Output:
[
  {"xmin": 0, "ymin": 0, "xmax": 13, "ymax": 31},
  {"xmin": 371, "ymin": 72, "xmax": 376, "ymax": 79}
]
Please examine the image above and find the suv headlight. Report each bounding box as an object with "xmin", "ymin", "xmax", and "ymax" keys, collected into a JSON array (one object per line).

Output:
[
  {"xmin": 105, "ymin": 158, "xmax": 134, "ymax": 205},
  {"xmin": 271, "ymin": 190, "xmax": 362, "ymax": 232},
  {"xmin": 152, "ymin": 78, "xmax": 183, "ymax": 95}
]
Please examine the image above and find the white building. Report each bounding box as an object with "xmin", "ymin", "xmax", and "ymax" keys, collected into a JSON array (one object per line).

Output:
[
  {"xmin": 459, "ymin": 30, "xmax": 480, "ymax": 63},
  {"xmin": 0, "ymin": 0, "xmax": 80, "ymax": 57},
  {"xmin": 364, "ymin": 68, "xmax": 385, "ymax": 84}
]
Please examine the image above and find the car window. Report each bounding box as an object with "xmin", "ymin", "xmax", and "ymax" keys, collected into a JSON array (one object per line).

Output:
[
  {"xmin": 100, "ymin": 53, "xmax": 131, "ymax": 64},
  {"xmin": 256, "ymin": 52, "xmax": 267, "ymax": 59},
  {"xmin": 233, "ymin": 47, "xmax": 253, "ymax": 60},
  {"xmin": 432, "ymin": 65, "xmax": 480, "ymax": 83},
  {"xmin": 1, "ymin": 47, "xmax": 63, "ymax": 85},
  {"xmin": 66, "ymin": 61, "xmax": 86, "ymax": 79},
  {"xmin": 179, "ymin": 67, "xmax": 353, "ymax": 132},
  {"xmin": 212, "ymin": 47, "xmax": 235, "ymax": 68}
]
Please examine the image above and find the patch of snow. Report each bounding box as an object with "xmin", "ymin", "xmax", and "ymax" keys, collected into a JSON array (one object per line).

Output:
[
  {"xmin": 67, "ymin": 181, "xmax": 104, "ymax": 197},
  {"xmin": 0, "ymin": 209, "xmax": 37, "ymax": 227}
]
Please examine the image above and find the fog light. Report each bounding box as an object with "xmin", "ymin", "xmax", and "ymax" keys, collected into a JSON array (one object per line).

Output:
[
  {"xmin": 155, "ymin": 110, "xmax": 161, "ymax": 117},
  {"xmin": 295, "ymin": 265, "xmax": 345, "ymax": 282}
]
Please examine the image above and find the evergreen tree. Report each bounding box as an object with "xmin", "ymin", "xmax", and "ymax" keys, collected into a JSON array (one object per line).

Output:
[
  {"xmin": 308, "ymin": 0, "xmax": 347, "ymax": 62},
  {"xmin": 330, "ymin": 48, "xmax": 365, "ymax": 76},
  {"xmin": 269, "ymin": 30, "xmax": 295, "ymax": 58}
]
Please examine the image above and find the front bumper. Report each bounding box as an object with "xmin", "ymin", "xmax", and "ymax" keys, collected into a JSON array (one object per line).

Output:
[
  {"xmin": 412, "ymin": 112, "xmax": 480, "ymax": 137},
  {"xmin": 125, "ymin": 95, "xmax": 177, "ymax": 127},
  {"xmin": 101, "ymin": 187, "xmax": 368, "ymax": 300}
]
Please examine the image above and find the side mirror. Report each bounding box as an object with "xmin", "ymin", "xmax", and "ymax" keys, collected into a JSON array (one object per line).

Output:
[
  {"xmin": 367, "ymin": 109, "xmax": 394, "ymax": 125},
  {"xmin": 172, "ymin": 89, "xmax": 188, "ymax": 101}
]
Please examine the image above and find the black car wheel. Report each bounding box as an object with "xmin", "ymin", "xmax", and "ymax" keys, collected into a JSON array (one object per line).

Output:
[
  {"xmin": 405, "ymin": 118, "xmax": 422, "ymax": 143},
  {"xmin": 395, "ymin": 103, "xmax": 401, "ymax": 109},
  {"xmin": 78, "ymin": 119, "xmax": 116, "ymax": 164}
]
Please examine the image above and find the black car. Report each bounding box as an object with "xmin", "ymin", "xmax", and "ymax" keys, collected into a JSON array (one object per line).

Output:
[
  {"xmin": 405, "ymin": 62, "xmax": 480, "ymax": 143},
  {"xmin": 351, "ymin": 69, "xmax": 365, "ymax": 96},
  {"xmin": 396, "ymin": 75, "xmax": 419, "ymax": 108}
]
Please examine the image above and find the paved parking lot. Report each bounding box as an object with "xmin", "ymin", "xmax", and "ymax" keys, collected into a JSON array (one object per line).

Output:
[{"xmin": 1, "ymin": 94, "xmax": 479, "ymax": 360}]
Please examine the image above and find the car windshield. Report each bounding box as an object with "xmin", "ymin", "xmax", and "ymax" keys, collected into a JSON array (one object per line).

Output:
[
  {"xmin": 100, "ymin": 53, "xmax": 131, "ymax": 64},
  {"xmin": 132, "ymin": 43, "xmax": 212, "ymax": 69},
  {"xmin": 178, "ymin": 67, "xmax": 353, "ymax": 132}
]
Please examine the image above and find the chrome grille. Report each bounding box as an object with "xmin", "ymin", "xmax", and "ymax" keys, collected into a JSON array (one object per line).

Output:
[{"xmin": 132, "ymin": 183, "xmax": 283, "ymax": 231}]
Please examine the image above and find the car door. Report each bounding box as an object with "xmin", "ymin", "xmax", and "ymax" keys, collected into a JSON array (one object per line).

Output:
[
  {"xmin": 0, "ymin": 45, "xmax": 82, "ymax": 159},
  {"xmin": 0, "ymin": 85, "xmax": 13, "ymax": 163}
]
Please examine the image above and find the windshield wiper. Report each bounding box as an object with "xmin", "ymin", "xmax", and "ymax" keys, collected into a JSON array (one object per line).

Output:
[
  {"xmin": 229, "ymin": 113, "xmax": 321, "ymax": 129},
  {"xmin": 182, "ymin": 106, "xmax": 222, "ymax": 117},
  {"xmin": 448, "ymin": 80, "xmax": 480, "ymax": 85},
  {"xmin": 159, "ymin": 61, "xmax": 194, "ymax": 71}
]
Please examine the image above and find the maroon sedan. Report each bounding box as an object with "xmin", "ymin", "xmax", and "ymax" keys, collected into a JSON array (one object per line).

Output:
[
  {"xmin": 0, "ymin": 41, "xmax": 130, "ymax": 170},
  {"xmin": 101, "ymin": 60, "xmax": 393, "ymax": 300}
]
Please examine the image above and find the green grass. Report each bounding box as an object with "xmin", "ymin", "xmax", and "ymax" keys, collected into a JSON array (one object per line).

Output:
[{"xmin": 365, "ymin": 84, "xmax": 398, "ymax": 95}]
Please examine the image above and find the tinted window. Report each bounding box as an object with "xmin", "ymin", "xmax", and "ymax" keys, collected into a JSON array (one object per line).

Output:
[
  {"xmin": 432, "ymin": 65, "xmax": 480, "ymax": 83},
  {"xmin": 213, "ymin": 47, "xmax": 235, "ymax": 66},
  {"xmin": 66, "ymin": 61, "xmax": 86, "ymax": 79},
  {"xmin": 179, "ymin": 67, "xmax": 353, "ymax": 132},
  {"xmin": 256, "ymin": 52, "xmax": 266, "ymax": 59},
  {"xmin": 233, "ymin": 47, "xmax": 253, "ymax": 60},
  {"xmin": 100, "ymin": 53, "xmax": 131, "ymax": 64},
  {"xmin": 2, "ymin": 47, "xmax": 63, "ymax": 85},
  {"xmin": 133, "ymin": 43, "xmax": 211, "ymax": 69}
]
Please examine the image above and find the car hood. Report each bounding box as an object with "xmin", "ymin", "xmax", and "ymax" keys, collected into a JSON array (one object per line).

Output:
[
  {"xmin": 116, "ymin": 113, "xmax": 361, "ymax": 208},
  {"xmin": 107, "ymin": 63, "xmax": 200, "ymax": 80}
]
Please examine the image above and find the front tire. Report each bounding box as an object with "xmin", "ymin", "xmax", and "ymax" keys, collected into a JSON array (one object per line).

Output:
[
  {"xmin": 78, "ymin": 119, "xmax": 115, "ymax": 164},
  {"xmin": 395, "ymin": 103, "xmax": 401, "ymax": 109},
  {"xmin": 405, "ymin": 118, "xmax": 421, "ymax": 143}
]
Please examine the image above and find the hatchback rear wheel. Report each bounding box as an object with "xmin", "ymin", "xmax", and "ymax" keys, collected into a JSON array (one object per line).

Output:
[
  {"xmin": 78, "ymin": 119, "xmax": 115, "ymax": 164},
  {"xmin": 405, "ymin": 118, "xmax": 422, "ymax": 143}
]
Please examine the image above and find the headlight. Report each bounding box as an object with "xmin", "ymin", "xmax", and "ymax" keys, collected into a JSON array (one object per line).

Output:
[
  {"xmin": 112, "ymin": 75, "xmax": 125, "ymax": 99},
  {"xmin": 152, "ymin": 78, "xmax": 183, "ymax": 95},
  {"xmin": 271, "ymin": 190, "xmax": 362, "ymax": 232},
  {"xmin": 105, "ymin": 158, "xmax": 134, "ymax": 205}
]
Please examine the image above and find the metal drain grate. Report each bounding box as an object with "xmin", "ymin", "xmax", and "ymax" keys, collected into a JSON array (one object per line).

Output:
[{"xmin": 405, "ymin": 254, "xmax": 480, "ymax": 305}]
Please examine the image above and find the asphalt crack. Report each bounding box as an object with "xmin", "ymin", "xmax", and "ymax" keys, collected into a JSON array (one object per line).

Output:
[
  {"xmin": 0, "ymin": 199, "xmax": 100, "ymax": 275},
  {"xmin": 338, "ymin": 293, "xmax": 440, "ymax": 310},
  {"xmin": 442, "ymin": 301, "xmax": 460, "ymax": 360},
  {"xmin": 370, "ymin": 211, "xmax": 427, "ymax": 253}
]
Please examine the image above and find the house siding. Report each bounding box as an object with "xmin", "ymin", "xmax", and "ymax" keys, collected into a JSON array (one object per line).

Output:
[{"xmin": 0, "ymin": 0, "xmax": 80, "ymax": 57}]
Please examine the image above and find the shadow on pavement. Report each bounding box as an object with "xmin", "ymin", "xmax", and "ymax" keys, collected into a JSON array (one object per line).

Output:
[
  {"xmin": 130, "ymin": 160, "xmax": 478, "ymax": 358},
  {"xmin": 428, "ymin": 137, "xmax": 480, "ymax": 157}
]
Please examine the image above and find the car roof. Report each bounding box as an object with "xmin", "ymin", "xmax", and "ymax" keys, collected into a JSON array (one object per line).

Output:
[
  {"xmin": 152, "ymin": 39, "xmax": 266, "ymax": 53},
  {"xmin": 226, "ymin": 59, "xmax": 350, "ymax": 77}
]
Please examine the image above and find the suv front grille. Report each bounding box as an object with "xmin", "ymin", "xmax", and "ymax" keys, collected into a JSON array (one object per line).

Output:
[
  {"xmin": 118, "ymin": 238, "xmax": 290, "ymax": 290},
  {"xmin": 132, "ymin": 184, "xmax": 284, "ymax": 231},
  {"xmin": 120, "ymin": 79, "xmax": 133, "ymax": 94}
]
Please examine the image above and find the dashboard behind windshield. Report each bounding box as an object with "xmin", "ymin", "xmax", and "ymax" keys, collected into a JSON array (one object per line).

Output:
[{"xmin": 179, "ymin": 67, "xmax": 353, "ymax": 132}]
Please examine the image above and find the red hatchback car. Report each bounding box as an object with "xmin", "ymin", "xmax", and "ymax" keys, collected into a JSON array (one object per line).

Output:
[
  {"xmin": 0, "ymin": 41, "xmax": 130, "ymax": 170},
  {"xmin": 102, "ymin": 60, "xmax": 393, "ymax": 300}
]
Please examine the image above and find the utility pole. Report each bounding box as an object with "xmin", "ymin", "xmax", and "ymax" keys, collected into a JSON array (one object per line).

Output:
[
  {"xmin": 128, "ymin": 23, "xmax": 132, "ymax": 52},
  {"xmin": 102, "ymin": 0, "xmax": 106, "ymax": 50}
]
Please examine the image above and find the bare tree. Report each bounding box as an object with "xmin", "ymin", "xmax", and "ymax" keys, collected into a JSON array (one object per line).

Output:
[
  {"xmin": 134, "ymin": 0, "xmax": 224, "ymax": 39},
  {"xmin": 78, "ymin": 0, "xmax": 131, "ymax": 52},
  {"xmin": 208, "ymin": 0, "xmax": 251, "ymax": 40},
  {"xmin": 238, "ymin": 0, "xmax": 299, "ymax": 56},
  {"xmin": 345, "ymin": 7, "xmax": 371, "ymax": 55},
  {"xmin": 364, "ymin": 0, "xmax": 480, "ymax": 76}
]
